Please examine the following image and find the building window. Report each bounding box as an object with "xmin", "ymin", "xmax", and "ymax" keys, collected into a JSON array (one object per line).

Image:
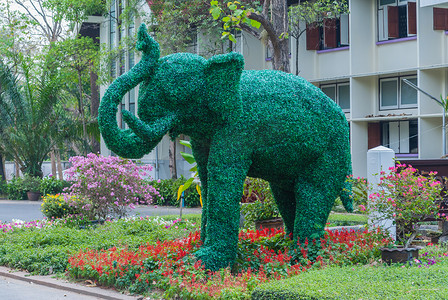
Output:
[
  {"xmin": 129, "ymin": 88, "xmax": 135, "ymax": 116},
  {"xmin": 379, "ymin": 76, "xmax": 417, "ymax": 110},
  {"xmin": 381, "ymin": 119, "xmax": 418, "ymax": 155},
  {"xmin": 433, "ymin": 7, "xmax": 448, "ymax": 31},
  {"xmin": 378, "ymin": 0, "xmax": 416, "ymax": 42},
  {"xmin": 320, "ymin": 82, "xmax": 350, "ymax": 112},
  {"xmin": 306, "ymin": 14, "xmax": 349, "ymax": 51}
]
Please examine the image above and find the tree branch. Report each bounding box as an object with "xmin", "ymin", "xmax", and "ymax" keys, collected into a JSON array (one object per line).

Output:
[
  {"xmin": 237, "ymin": 23, "xmax": 261, "ymax": 40},
  {"xmin": 247, "ymin": 11, "xmax": 280, "ymax": 46},
  {"xmin": 262, "ymin": 0, "xmax": 270, "ymax": 17}
]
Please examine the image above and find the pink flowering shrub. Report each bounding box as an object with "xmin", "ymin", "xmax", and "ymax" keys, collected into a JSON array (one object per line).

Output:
[
  {"xmin": 64, "ymin": 153, "xmax": 159, "ymax": 220},
  {"xmin": 368, "ymin": 164, "xmax": 444, "ymax": 247}
]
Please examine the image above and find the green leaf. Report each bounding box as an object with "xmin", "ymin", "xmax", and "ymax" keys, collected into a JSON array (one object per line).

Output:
[
  {"xmin": 234, "ymin": 9, "xmax": 243, "ymax": 17},
  {"xmin": 179, "ymin": 140, "xmax": 191, "ymax": 149},
  {"xmin": 229, "ymin": 4, "xmax": 237, "ymax": 10},
  {"xmin": 222, "ymin": 16, "xmax": 231, "ymax": 23},
  {"xmin": 183, "ymin": 177, "xmax": 194, "ymax": 191},
  {"xmin": 211, "ymin": 7, "xmax": 221, "ymax": 19},
  {"xmin": 229, "ymin": 33, "xmax": 237, "ymax": 43},
  {"xmin": 180, "ymin": 152, "xmax": 196, "ymax": 164},
  {"xmin": 250, "ymin": 19, "xmax": 261, "ymax": 29},
  {"xmin": 190, "ymin": 165, "xmax": 197, "ymax": 172},
  {"xmin": 210, "ymin": 0, "xmax": 218, "ymax": 6}
]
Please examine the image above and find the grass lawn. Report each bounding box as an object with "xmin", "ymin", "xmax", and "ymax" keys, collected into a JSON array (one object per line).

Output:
[
  {"xmin": 253, "ymin": 256, "xmax": 448, "ymax": 299},
  {"xmin": 327, "ymin": 212, "xmax": 368, "ymax": 227}
]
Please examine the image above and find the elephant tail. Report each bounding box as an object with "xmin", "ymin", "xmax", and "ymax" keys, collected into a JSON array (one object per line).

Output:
[{"xmin": 340, "ymin": 168, "xmax": 354, "ymax": 213}]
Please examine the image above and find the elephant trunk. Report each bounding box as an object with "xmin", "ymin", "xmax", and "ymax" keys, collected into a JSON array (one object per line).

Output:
[{"xmin": 98, "ymin": 24, "xmax": 173, "ymax": 159}]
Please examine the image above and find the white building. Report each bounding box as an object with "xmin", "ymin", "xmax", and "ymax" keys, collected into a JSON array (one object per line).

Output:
[
  {"xmin": 296, "ymin": 0, "xmax": 448, "ymax": 177},
  {"xmin": 96, "ymin": 0, "xmax": 448, "ymax": 179}
]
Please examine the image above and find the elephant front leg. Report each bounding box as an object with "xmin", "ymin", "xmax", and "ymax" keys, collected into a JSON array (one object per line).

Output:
[
  {"xmin": 195, "ymin": 161, "xmax": 250, "ymax": 271},
  {"xmin": 190, "ymin": 139, "xmax": 210, "ymax": 243}
]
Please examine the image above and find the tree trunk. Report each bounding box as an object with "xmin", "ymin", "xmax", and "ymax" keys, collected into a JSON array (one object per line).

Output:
[
  {"xmin": 0, "ymin": 154, "xmax": 6, "ymax": 182},
  {"xmin": 246, "ymin": 0, "xmax": 290, "ymax": 72},
  {"xmin": 50, "ymin": 150, "xmax": 57, "ymax": 177},
  {"xmin": 295, "ymin": 36, "xmax": 299, "ymax": 75},
  {"xmin": 56, "ymin": 149, "xmax": 63, "ymax": 180},
  {"xmin": 270, "ymin": 0, "xmax": 289, "ymax": 72},
  {"xmin": 78, "ymin": 70, "xmax": 88, "ymax": 156},
  {"xmin": 169, "ymin": 139, "xmax": 177, "ymax": 179},
  {"xmin": 90, "ymin": 69, "xmax": 100, "ymax": 154},
  {"xmin": 271, "ymin": 38, "xmax": 290, "ymax": 72},
  {"xmin": 15, "ymin": 161, "xmax": 20, "ymax": 177}
]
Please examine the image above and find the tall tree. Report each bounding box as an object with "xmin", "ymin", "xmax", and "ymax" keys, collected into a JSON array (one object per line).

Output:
[
  {"xmin": 50, "ymin": 36, "xmax": 100, "ymax": 155},
  {"xmin": 211, "ymin": 0, "xmax": 348, "ymax": 73},
  {"xmin": 147, "ymin": 0, "xmax": 224, "ymax": 57},
  {"xmin": 0, "ymin": 57, "xmax": 61, "ymax": 177}
]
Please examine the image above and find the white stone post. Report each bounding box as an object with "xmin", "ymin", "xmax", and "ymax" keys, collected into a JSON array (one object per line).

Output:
[{"xmin": 367, "ymin": 146, "xmax": 396, "ymax": 240}]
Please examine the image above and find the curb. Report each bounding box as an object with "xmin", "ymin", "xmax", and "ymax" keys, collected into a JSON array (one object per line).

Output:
[{"xmin": 0, "ymin": 267, "xmax": 139, "ymax": 300}]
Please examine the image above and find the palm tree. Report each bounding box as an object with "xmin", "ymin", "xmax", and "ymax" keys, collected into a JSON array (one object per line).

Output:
[{"xmin": 0, "ymin": 58, "xmax": 60, "ymax": 178}]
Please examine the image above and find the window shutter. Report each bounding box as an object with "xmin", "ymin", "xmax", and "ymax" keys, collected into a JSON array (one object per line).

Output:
[
  {"xmin": 433, "ymin": 7, "xmax": 448, "ymax": 30},
  {"xmin": 388, "ymin": 6, "xmax": 399, "ymax": 38},
  {"xmin": 324, "ymin": 18, "xmax": 338, "ymax": 48},
  {"xmin": 306, "ymin": 23, "xmax": 320, "ymax": 50},
  {"xmin": 407, "ymin": 2, "xmax": 416, "ymax": 35},
  {"xmin": 368, "ymin": 123, "xmax": 381, "ymax": 150}
]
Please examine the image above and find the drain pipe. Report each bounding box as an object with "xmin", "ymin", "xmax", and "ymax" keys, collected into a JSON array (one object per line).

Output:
[
  {"xmin": 403, "ymin": 79, "xmax": 446, "ymax": 157},
  {"xmin": 155, "ymin": 144, "xmax": 159, "ymax": 180}
]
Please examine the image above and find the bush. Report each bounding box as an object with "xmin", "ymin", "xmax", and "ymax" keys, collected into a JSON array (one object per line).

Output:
[
  {"xmin": 40, "ymin": 176, "xmax": 70, "ymax": 195},
  {"xmin": 252, "ymin": 258, "xmax": 448, "ymax": 299},
  {"xmin": 6, "ymin": 177, "xmax": 26, "ymax": 200},
  {"xmin": 41, "ymin": 194, "xmax": 83, "ymax": 219},
  {"xmin": 21, "ymin": 174, "xmax": 42, "ymax": 192},
  {"xmin": 0, "ymin": 177, "xmax": 6, "ymax": 196},
  {"xmin": 149, "ymin": 177, "xmax": 201, "ymax": 207},
  {"xmin": 241, "ymin": 177, "xmax": 272, "ymax": 203},
  {"xmin": 63, "ymin": 153, "xmax": 160, "ymax": 219}
]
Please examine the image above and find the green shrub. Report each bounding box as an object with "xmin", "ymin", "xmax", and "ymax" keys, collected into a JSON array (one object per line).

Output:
[
  {"xmin": 0, "ymin": 215, "xmax": 201, "ymax": 275},
  {"xmin": 6, "ymin": 177, "xmax": 27, "ymax": 200},
  {"xmin": 252, "ymin": 259, "xmax": 448, "ymax": 299},
  {"xmin": 40, "ymin": 176, "xmax": 70, "ymax": 195},
  {"xmin": 241, "ymin": 177, "xmax": 272, "ymax": 203},
  {"xmin": 0, "ymin": 176, "xmax": 6, "ymax": 196},
  {"xmin": 21, "ymin": 174, "xmax": 42, "ymax": 192},
  {"xmin": 41, "ymin": 194, "xmax": 83, "ymax": 219},
  {"xmin": 149, "ymin": 177, "xmax": 201, "ymax": 207}
]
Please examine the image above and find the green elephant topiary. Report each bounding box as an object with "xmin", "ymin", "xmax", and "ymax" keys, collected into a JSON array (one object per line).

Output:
[{"xmin": 98, "ymin": 24, "xmax": 352, "ymax": 271}]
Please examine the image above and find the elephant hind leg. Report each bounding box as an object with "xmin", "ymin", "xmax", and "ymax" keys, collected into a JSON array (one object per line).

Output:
[
  {"xmin": 292, "ymin": 178, "xmax": 337, "ymax": 246},
  {"xmin": 270, "ymin": 183, "xmax": 295, "ymax": 237}
]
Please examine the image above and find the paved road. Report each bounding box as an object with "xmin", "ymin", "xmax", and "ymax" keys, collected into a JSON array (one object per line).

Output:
[
  {"xmin": 0, "ymin": 275, "xmax": 104, "ymax": 300},
  {"xmin": 0, "ymin": 200, "xmax": 201, "ymax": 223},
  {"xmin": 0, "ymin": 201, "xmax": 201, "ymax": 299}
]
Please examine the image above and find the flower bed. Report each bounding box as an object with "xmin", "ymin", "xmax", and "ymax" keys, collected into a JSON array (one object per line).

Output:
[{"xmin": 67, "ymin": 227, "xmax": 392, "ymax": 299}]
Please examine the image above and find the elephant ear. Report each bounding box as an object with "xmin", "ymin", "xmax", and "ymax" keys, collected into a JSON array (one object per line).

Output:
[{"xmin": 204, "ymin": 52, "xmax": 244, "ymax": 121}]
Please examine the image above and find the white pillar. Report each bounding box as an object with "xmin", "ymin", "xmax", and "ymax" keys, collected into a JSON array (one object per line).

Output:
[{"xmin": 367, "ymin": 146, "xmax": 396, "ymax": 240}]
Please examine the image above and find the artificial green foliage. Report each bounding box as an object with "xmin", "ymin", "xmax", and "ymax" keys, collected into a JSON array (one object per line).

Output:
[{"xmin": 98, "ymin": 24, "xmax": 352, "ymax": 271}]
